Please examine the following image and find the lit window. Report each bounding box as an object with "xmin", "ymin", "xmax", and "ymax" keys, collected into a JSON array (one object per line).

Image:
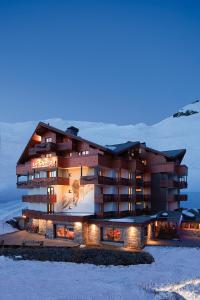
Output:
[
  {"xmin": 45, "ymin": 137, "xmax": 53, "ymax": 143},
  {"xmin": 136, "ymin": 175, "xmax": 142, "ymax": 179},
  {"xmin": 46, "ymin": 153, "xmax": 52, "ymax": 158},
  {"xmin": 49, "ymin": 171, "xmax": 56, "ymax": 178},
  {"xmin": 136, "ymin": 188, "xmax": 142, "ymax": 192},
  {"xmin": 56, "ymin": 225, "xmax": 74, "ymax": 239},
  {"xmin": 142, "ymin": 160, "xmax": 147, "ymax": 166},
  {"xmin": 81, "ymin": 150, "xmax": 89, "ymax": 155},
  {"xmin": 47, "ymin": 203, "xmax": 54, "ymax": 214},
  {"xmin": 102, "ymin": 227, "xmax": 124, "ymax": 242}
]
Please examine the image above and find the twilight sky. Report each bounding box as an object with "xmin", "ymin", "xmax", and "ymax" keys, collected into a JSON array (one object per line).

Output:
[{"xmin": 0, "ymin": 0, "xmax": 200, "ymax": 125}]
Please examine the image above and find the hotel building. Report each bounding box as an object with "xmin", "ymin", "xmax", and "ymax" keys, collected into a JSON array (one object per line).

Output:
[{"xmin": 16, "ymin": 122, "xmax": 188, "ymax": 249}]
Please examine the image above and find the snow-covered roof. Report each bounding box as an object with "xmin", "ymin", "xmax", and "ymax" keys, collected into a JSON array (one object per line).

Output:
[{"xmin": 105, "ymin": 141, "xmax": 140, "ymax": 154}]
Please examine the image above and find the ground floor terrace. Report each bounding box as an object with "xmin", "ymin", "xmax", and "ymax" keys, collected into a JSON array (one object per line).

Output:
[
  {"xmin": 10, "ymin": 209, "xmax": 200, "ymax": 250},
  {"xmin": 19, "ymin": 209, "xmax": 154, "ymax": 250}
]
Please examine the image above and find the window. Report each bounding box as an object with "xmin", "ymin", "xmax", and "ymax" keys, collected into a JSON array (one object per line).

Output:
[
  {"xmin": 46, "ymin": 153, "xmax": 52, "ymax": 158},
  {"xmin": 40, "ymin": 171, "xmax": 47, "ymax": 178},
  {"xmin": 56, "ymin": 225, "xmax": 74, "ymax": 239},
  {"xmin": 142, "ymin": 160, "xmax": 147, "ymax": 166},
  {"xmin": 78, "ymin": 150, "xmax": 90, "ymax": 156},
  {"xmin": 128, "ymin": 202, "xmax": 132, "ymax": 211},
  {"xmin": 47, "ymin": 203, "xmax": 54, "ymax": 213},
  {"xmin": 102, "ymin": 227, "xmax": 124, "ymax": 243},
  {"xmin": 47, "ymin": 187, "xmax": 54, "ymax": 195},
  {"xmin": 34, "ymin": 172, "xmax": 40, "ymax": 179},
  {"xmin": 128, "ymin": 187, "xmax": 132, "ymax": 195},
  {"xmin": 82, "ymin": 150, "xmax": 89, "ymax": 155},
  {"xmin": 45, "ymin": 137, "xmax": 53, "ymax": 143},
  {"xmin": 49, "ymin": 170, "xmax": 57, "ymax": 178}
]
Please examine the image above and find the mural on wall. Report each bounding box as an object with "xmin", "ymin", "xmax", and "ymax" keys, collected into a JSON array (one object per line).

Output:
[{"xmin": 59, "ymin": 180, "xmax": 93, "ymax": 211}]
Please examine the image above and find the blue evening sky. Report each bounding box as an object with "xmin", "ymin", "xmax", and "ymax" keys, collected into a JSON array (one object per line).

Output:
[{"xmin": 0, "ymin": 0, "xmax": 200, "ymax": 124}]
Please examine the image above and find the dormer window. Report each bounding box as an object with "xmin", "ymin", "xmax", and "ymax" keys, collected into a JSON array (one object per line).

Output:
[
  {"xmin": 82, "ymin": 150, "xmax": 89, "ymax": 155},
  {"xmin": 45, "ymin": 137, "xmax": 53, "ymax": 143}
]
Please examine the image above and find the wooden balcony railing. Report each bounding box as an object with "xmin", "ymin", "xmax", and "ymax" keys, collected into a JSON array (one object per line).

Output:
[
  {"xmin": 17, "ymin": 177, "xmax": 69, "ymax": 188},
  {"xmin": 22, "ymin": 194, "xmax": 57, "ymax": 203},
  {"xmin": 103, "ymin": 194, "xmax": 135, "ymax": 202},
  {"xmin": 176, "ymin": 194, "xmax": 188, "ymax": 201},
  {"xmin": 29, "ymin": 142, "xmax": 56, "ymax": 156},
  {"xmin": 80, "ymin": 175, "xmax": 134, "ymax": 186},
  {"xmin": 103, "ymin": 194, "xmax": 119, "ymax": 202},
  {"xmin": 56, "ymin": 141, "xmax": 72, "ymax": 152},
  {"xmin": 174, "ymin": 181, "xmax": 188, "ymax": 189},
  {"xmin": 135, "ymin": 194, "xmax": 151, "ymax": 202},
  {"xmin": 176, "ymin": 165, "xmax": 188, "ymax": 176},
  {"xmin": 160, "ymin": 179, "xmax": 187, "ymax": 189}
]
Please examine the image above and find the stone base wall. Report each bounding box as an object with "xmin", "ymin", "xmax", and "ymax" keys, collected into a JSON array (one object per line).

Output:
[
  {"xmin": 147, "ymin": 223, "xmax": 155, "ymax": 241},
  {"xmin": 180, "ymin": 229, "xmax": 200, "ymax": 238},
  {"xmin": 27, "ymin": 219, "xmax": 145, "ymax": 250},
  {"xmin": 124, "ymin": 226, "xmax": 145, "ymax": 250},
  {"xmin": 85, "ymin": 224, "xmax": 100, "ymax": 245}
]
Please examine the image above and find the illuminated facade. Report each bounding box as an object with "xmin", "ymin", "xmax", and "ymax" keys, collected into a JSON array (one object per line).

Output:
[{"xmin": 16, "ymin": 122, "xmax": 188, "ymax": 249}]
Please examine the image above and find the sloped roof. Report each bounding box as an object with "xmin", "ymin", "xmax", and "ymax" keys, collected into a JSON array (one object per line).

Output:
[
  {"xmin": 17, "ymin": 122, "xmax": 187, "ymax": 165},
  {"xmin": 17, "ymin": 123, "xmax": 140, "ymax": 164},
  {"xmin": 161, "ymin": 149, "xmax": 186, "ymax": 161},
  {"xmin": 105, "ymin": 141, "xmax": 140, "ymax": 154}
]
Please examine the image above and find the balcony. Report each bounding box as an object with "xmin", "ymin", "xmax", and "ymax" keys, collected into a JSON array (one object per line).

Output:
[
  {"xmin": 119, "ymin": 194, "xmax": 134, "ymax": 202},
  {"xmin": 174, "ymin": 180, "xmax": 188, "ymax": 189},
  {"xmin": 176, "ymin": 165, "xmax": 188, "ymax": 176},
  {"xmin": 149, "ymin": 162, "xmax": 176, "ymax": 173},
  {"xmin": 16, "ymin": 162, "xmax": 32, "ymax": 175},
  {"xmin": 118, "ymin": 177, "xmax": 133, "ymax": 186},
  {"xmin": 17, "ymin": 177, "xmax": 69, "ymax": 188},
  {"xmin": 29, "ymin": 142, "xmax": 56, "ymax": 156},
  {"xmin": 102, "ymin": 194, "xmax": 134, "ymax": 202},
  {"xmin": 80, "ymin": 175, "xmax": 117, "ymax": 185},
  {"xmin": 56, "ymin": 141, "xmax": 72, "ymax": 152},
  {"xmin": 80, "ymin": 175, "xmax": 134, "ymax": 186},
  {"xmin": 176, "ymin": 194, "xmax": 188, "ymax": 201},
  {"xmin": 103, "ymin": 194, "xmax": 119, "ymax": 202},
  {"xmin": 22, "ymin": 194, "xmax": 57, "ymax": 203},
  {"xmin": 135, "ymin": 194, "xmax": 151, "ymax": 202},
  {"xmin": 160, "ymin": 179, "xmax": 188, "ymax": 189}
]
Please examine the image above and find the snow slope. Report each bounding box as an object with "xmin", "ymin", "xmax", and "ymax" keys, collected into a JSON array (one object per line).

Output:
[
  {"xmin": 0, "ymin": 246, "xmax": 200, "ymax": 299},
  {"xmin": 1, "ymin": 101, "xmax": 200, "ymax": 203}
]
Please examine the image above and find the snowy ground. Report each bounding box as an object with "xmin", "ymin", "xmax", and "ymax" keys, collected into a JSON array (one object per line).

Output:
[
  {"xmin": 0, "ymin": 247, "xmax": 200, "ymax": 300},
  {"xmin": 0, "ymin": 199, "xmax": 23, "ymax": 235}
]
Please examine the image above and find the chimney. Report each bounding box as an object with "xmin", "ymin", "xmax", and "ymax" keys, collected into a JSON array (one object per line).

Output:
[{"xmin": 66, "ymin": 126, "xmax": 79, "ymax": 136}]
